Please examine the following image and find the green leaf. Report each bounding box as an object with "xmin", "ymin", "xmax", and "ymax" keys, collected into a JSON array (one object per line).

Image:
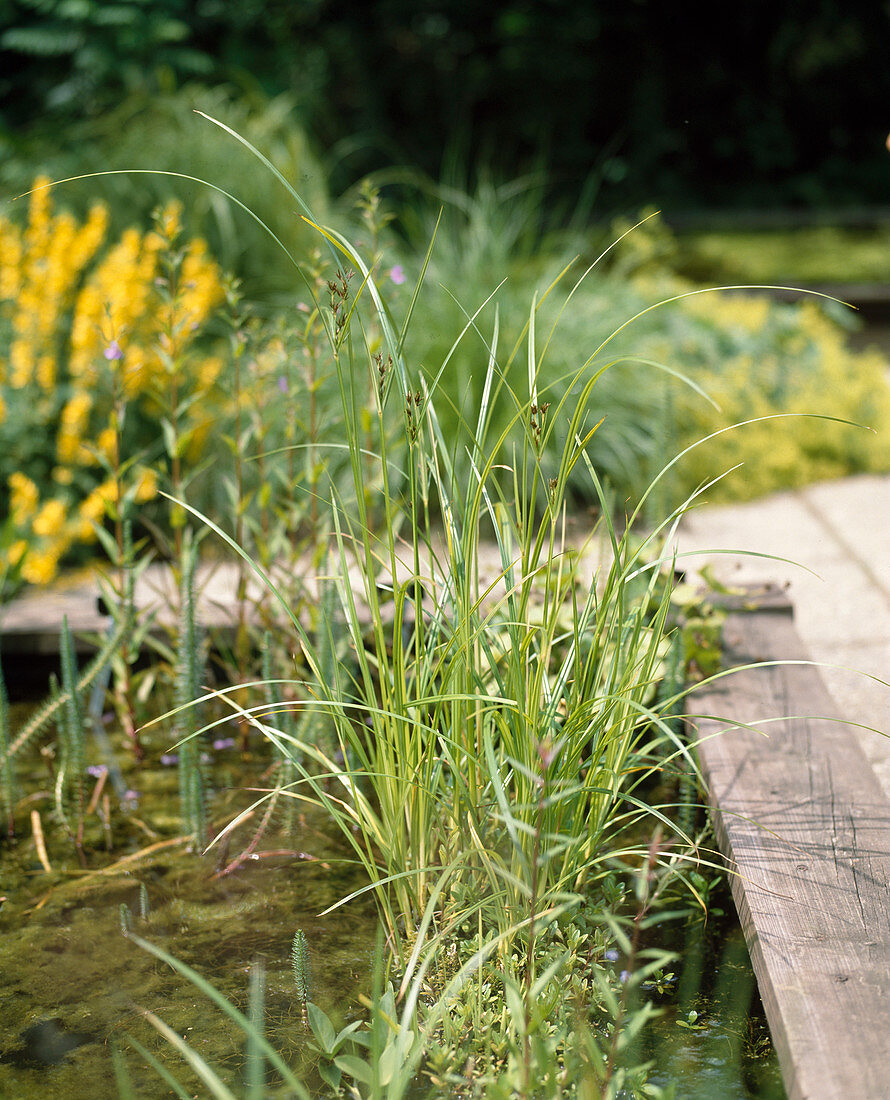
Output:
[
  {"xmin": 161, "ymin": 417, "xmax": 178, "ymax": 459},
  {"xmin": 306, "ymin": 1001, "xmax": 335, "ymax": 1054},
  {"xmin": 333, "ymin": 1053, "xmax": 374, "ymax": 1086},
  {"xmin": 334, "ymin": 1020, "xmax": 365, "ymax": 1047},
  {"xmin": 317, "ymin": 1060, "xmax": 342, "ymax": 1090}
]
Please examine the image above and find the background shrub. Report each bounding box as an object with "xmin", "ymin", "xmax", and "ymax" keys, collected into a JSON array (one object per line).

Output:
[
  {"xmin": 1, "ymin": 85, "xmax": 330, "ymax": 301},
  {"xmin": 396, "ymin": 201, "xmax": 890, "ymax": 510}
]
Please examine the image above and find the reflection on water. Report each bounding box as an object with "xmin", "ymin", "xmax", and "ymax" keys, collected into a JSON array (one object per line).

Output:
[
  {"xmin": 632, "ymin": 889, "xmax": 786, "ymax": 1100},
  {"xmin": 0, "ymin": 717, "xmax": 376, "ymax": 1095}
]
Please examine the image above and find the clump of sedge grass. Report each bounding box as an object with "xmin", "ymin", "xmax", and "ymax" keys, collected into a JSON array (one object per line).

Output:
[{"xmin": 151, "ymin": 117, "xmax": 719, "ymax": 1096}]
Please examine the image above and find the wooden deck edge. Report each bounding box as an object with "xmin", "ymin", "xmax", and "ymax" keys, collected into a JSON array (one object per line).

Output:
[{"xmin": 685, "ymin": 594, "xmax": 890, "ymax": 1100}]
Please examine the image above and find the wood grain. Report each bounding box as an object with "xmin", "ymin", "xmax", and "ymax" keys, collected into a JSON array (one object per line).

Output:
[{"xmin": 687, "ymin": 602, "xmax": 890, "ymax": 1100}]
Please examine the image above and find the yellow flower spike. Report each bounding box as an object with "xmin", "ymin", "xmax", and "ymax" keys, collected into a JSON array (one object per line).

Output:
[
  {"xmin": 9, "ymin": 472, "xmax": 39, "ymax": 522},
  {"xmin": 20, "ymin": 546, "xmax": 61, "ymax": 587},
  {"xmin": 121, "ymin": 347, "xmax": 149, "ymax": 398},
  {"xmin": 0, "ymin": 219, "xmax": 23, "ymax": 301},
  {"xmin": 36, "ymin": 354, "xmax": 56, "ymax": 391},
  {"xmin": 197, "ymin": 355, "xmax": 224, "ymax": 392},
  {"xmin": 134, "ymin": 467, "xmax": 159, "ymax": 503},
  {"xmin": 31, "ymin": 498, "xmax": 66, "ymax": 538},
  {"xmin": 157, "ymin": 200, "xmax": 183, "ymax": 242},
  {"xmin": 4, "ymin": 176, "xmax": 229, "ymax": 580},
  {"xmin": 96, "ymin": 426, "xmax": 117, "ymax": 461},
  {"xmin": 8, "ymin": 540, "xmax": 28, "ymax": 568},
  {"xmin": 9, "ymin": 338, "xmax": 34, "ymax": 389},
  {"xmin": 78, "ymin": 487, "xmax": 109, "ymax": 525},
  {"xmin": 96, "ymin": 478, "xmax": 120, "ymax": 506}
]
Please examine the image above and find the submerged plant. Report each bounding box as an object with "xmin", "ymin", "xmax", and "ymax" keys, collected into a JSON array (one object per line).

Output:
[
  {"xmin": 175, "ymin": 529, "xmax": 207, "ymax": 852},
  {"xmin": 56, "ymin": 615, "xmax": 87, "ymax": 860},
  {"xmin": 291, "ymin": 928, "xmax": 311, "ymax": 1026}
]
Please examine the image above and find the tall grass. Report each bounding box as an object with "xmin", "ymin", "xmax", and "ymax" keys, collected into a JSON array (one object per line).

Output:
[{"xmin": 144, "ymin": 116, "xmax": 716, "ymax": 1094}]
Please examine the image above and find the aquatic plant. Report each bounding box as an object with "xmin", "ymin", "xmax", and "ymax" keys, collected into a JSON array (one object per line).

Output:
[
  {"xmin": 175, "ymin": 530, "xmax": 207, "ymax": 852},
  {"xmin": 121, "ymin": 932, "xmax": 312, "ymax": 1100},
  {"xmin": 5, "ymin": 127, "xmax": 850, "ymax": 1096},
  {"xmin": 0, "ymin": 612, "xmax": 129, "ymax": 762},
  {"xmin": 0, "ymin": 647, "xmax": 14, "ymax": 836},
  {"xmin": 56, "ymin": 615, "xmax": 87, "ymax": 858},
  {"xmin": 145, "ymin": 117, "xmax": 734, "ymax": 1095},
  {"xmin": 291, "ymin": 928, "xmax": 311, "ymax": 1026}
]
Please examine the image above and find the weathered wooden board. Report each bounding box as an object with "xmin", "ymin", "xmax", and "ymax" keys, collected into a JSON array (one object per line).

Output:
[{"xmin": 687, "ymin": 600, "xmax": 890, "ymax": 1100}]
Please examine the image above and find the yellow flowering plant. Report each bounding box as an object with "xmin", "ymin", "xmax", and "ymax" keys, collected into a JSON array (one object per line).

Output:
[
  {"xmin": 0, "ymin": 178, "xmax": 226, "ymax": 594},
  {"xmin": 664, "ymin": 288, "xmax": 890, "ymax": 502},
  {"xmin": 600, "ymin": 212, "xmax": 890, "ymax": 505}
]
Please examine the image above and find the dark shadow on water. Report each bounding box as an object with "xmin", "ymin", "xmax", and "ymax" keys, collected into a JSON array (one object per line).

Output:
[{"xmin": 629, "ymin": 877, "xmax": 787, "ymax": 1100}]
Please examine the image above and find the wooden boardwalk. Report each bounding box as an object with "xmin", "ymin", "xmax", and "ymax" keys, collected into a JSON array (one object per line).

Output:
[{"xmin": 687, "ymin": 593, "xmax": 890, "ymax": 1100}]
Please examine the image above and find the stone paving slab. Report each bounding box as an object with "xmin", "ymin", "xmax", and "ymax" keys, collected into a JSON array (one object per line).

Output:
[{"xmin": 0, "ymin": 524, "xmax": 609, "ymax": 657}]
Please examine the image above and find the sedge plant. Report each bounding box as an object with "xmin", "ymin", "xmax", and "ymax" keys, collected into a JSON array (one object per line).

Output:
[
  {"xmin": 141, "ymin": 118, "xmax": 725, "ymax": 1096},
  {"xmin": 131, "ymin": 115, "xmax": 840, "ymax": 1095}
]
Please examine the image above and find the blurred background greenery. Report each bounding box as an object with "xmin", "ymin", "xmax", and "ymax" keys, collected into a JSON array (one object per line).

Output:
[
  {"xmin": 3, "ymin": 0, "xmax": 889, "ymax": 215},
  {"xmin": 2, "ymin": 0, "xmax": 890, "ymax": 588}
]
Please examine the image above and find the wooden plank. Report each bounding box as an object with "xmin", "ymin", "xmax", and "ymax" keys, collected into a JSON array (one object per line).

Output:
[{"xmin": 687, "ymin": 599, "xmax": 890, "ymax": 1100}]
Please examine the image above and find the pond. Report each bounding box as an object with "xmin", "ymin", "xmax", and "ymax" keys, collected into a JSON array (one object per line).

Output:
[
  {"xmin": 0, "ymin": 631, "xmax": 789, "ymax": 1100},
  {"xmin": 0, "ymin": 739, "xmax": 787, "ymax": 1097},
  {"xmin": 0, "ymin": 695, "xmax": 379, "ymax": 1096},
  {"xmin": 636, "ymin": 896, "xmax": 786, "ymax": 1099}
]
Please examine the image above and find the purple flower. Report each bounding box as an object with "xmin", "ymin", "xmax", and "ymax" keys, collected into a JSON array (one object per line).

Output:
[
  {"xmin": 619, "ymin": 970, "xmax": 631, "ymax": 984},
  {"xmin": 604, "ymin": 949, "xmax": 620, "ymax": 962},
  {"xmin": 160, "ymin": 753, "xmax": 179, "ymax": 766},
  {"xmin": 277, "ymin": 375, "xmax": 289, "ymax": 394},
  {"xmin": 87, "ymin": 764, "xmax": 108, "ymax": 779},
  {"xmin": 389, "ymin": 265, "xmax": 406, "ymax": 285},
  {"xmin": 104, "ymin": 340, "xmax": 124, "ymax": 361},
  {"xmin": 212, "ymin": 737, "xmax": 236, "ymax": 751}
]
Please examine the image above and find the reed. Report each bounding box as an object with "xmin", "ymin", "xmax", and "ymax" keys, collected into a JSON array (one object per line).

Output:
[{"xmin": 151, "ymin": 116, "xmax": 717, "ymax": 1093}]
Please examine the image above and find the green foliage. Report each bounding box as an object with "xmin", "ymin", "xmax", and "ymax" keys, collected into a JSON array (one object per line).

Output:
[
  {"xmin": 0, "ymin": 614, "xmax": 130, "ymax": 765},
  {"xmin": 175, "ymin": 530, "xmax": 207, "ymax": 851},
  {"xmin": 2, "ymin": 2, "xmax": 889, "ymax": 210},
  {"xmin": 396, "ymin": 198, "xmax": 890, "ymax": 510},
  {"xmin": 1, "ymin": 84, "xmax": 330, "ymax": 299},
  {"xmin": 675, "ymin": 223, "xmax": 890, "ymax": 286},
  {"xmin": 5, "ymin": 110, "xmax": 869, "ymax": 1097},
  {"xmin": 165, "ymin": 149, "xmax": 714, "ymax": 1094},
  {"xmin": 0, "ymin": 0, "xmax": 212, "ymax": 120},
  {"xmin": 57, "ymin": 615, "xmax": 86, "ymax": 846},
  {"xmin": 659, "ymin": 285, "xmax": 890, "ymax": 503}
]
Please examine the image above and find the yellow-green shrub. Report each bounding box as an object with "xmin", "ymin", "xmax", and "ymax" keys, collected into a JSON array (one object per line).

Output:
[{"xmin": 663, "ymin": 282, "xmax": 890, "ymax": 502}]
